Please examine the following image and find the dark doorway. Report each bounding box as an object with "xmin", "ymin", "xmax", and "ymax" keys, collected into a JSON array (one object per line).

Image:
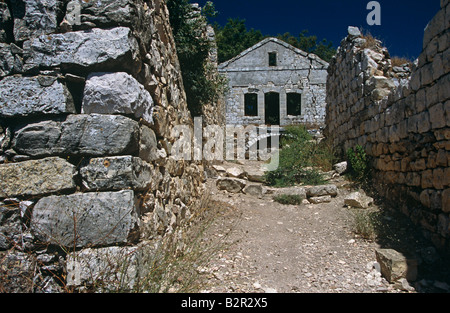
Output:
[{"xmin": 265, "ymin": 92, "xmax": 280, "ymax": 125}]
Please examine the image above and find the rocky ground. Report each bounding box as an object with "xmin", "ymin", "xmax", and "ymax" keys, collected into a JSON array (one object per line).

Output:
[{"xmin": 194, "ymin": 161, "xmax": 450, "ymax": 294}]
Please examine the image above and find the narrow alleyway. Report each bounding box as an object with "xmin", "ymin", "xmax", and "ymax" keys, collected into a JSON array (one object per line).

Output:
[{"xmin": 195, "ymin": 161, "xmax": 450, "ymax": 293}]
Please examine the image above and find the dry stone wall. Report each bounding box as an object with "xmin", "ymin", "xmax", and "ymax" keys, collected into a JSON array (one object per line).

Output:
[
  {"xmin": 0, "ymin": 0, "xmax": 207, "ymax": 291},
  {"xmin": 325, "ymin": 1, "xmax": 449, "ymax": 251}
]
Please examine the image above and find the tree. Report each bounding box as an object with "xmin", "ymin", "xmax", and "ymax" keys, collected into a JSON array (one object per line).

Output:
[
  {"xmin": 214, "ymin": 19, "xmax": 336, "ymax": 63},
  {"xmin": 167, "ymin": 0, "xmax": 225, "ymax": 117},
  {"xmin": 214, "ymin": 18, "xmax": 264, "ymax": 63},
  {"xmin": 276, "ymin": 30, "xmax": 335, "ymax": 62}
]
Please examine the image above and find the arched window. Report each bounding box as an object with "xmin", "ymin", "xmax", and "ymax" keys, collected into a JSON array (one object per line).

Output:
[
  {"xmin": 287, "ymin": 93, "xmax": 302, "ymax": 116},
  {"xmin": 244, "ymin": 93, "xmax": 258, "ymax": 116}
]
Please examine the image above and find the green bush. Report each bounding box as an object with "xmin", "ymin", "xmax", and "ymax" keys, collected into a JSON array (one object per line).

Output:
[
  {"xmin": 167, "ymin": 0, "xmax": 227, "ymax": 117},
  {"xmin": 265, "ymin": 125, "xmax": 336, "ymax": 187},
  {"xmin": 346, "ymin": 145, "xmax": 370, "ymax": 182}
]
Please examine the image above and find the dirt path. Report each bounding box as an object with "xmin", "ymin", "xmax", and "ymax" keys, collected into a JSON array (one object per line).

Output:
[{"xmin": 195, "ymin": 161, "xmax": 450, "ymax": 293}]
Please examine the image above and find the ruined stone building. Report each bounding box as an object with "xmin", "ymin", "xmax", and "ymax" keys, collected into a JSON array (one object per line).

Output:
[{"xmin": 218, "ymin": 37, "xmax": 329, "ymax": 127}]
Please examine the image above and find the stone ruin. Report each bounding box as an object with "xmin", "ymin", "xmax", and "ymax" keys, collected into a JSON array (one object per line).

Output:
[
  {"xmin": 325, "ymin": 0, "xmax": 449, "ymax": 252},
  {"xmin": 0, "ymin": 0, "xmax": 211, "ymax": 292},
  {"xmin": 219, "ymin": 37, "xmax": 328, "ymax": 128}
]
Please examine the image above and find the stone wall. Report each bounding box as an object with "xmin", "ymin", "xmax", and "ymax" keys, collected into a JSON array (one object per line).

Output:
[
  {"xmin": 325, "ymin": 1, "xmax": 449, "ymax": 251},
  {"xmin": 0, "ymin": 0, "xmax": 207, "ymax": 292}
]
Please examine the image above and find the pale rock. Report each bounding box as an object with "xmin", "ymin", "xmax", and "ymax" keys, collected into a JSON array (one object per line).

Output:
[
  {"xmin": 226, "ymin": 166, "xmax": 246, "ymax": 178},
  {"xmin": 216, "ymin": 177, "xmax": 246, "ymax": 193},
  {"xmin": 0, "ymin": 75, "xmax": 75, "ymax": 118},
  {"xmin": 10, "ymin": 0, "xmax": 60, "ymax": 42},
  {"xmin": 243, "ymin": 184, "xmax": 264, "ymax": 197},
  {"xmin": 31, "ymin": 190, "xmax": 140, "ymax": 248},
  {"xmin": 306, "ymin": 184, "xmax": 338, "ymax": 197},
  {"xmin": 375, "ymin": 248, "xmax": 418, "ymax": 283},
  {"xmin": 0, "ymin": 157, "xmax": 76, "ymax": 198},
  {"xmin": 347, "ymin": 26, "xmax": 361, "ymax": 38},
  {"xmin": 12, "ymin": 114, "xmax": 140, "ymax": 157},
  {"xmin": 23, "ymin": 27, "xmax": 140, "ymax": 74},
  {"xmin": 82, "ymin": 72, "xmax": 154, "ymax": 125},
  {"xmin": 309, "ymin": 195, "xmax": 332, "ymax": 204},
  {"xmin": 80, "ymin": 156, "xmax": 153, "ymax": 191},
  {"xmin": 344, "ymin": 191, "xmax": 374, "ymax": 209},
  {"xmin": 333, "ymin": 161, "xmax": 348, "ymax": 174}
]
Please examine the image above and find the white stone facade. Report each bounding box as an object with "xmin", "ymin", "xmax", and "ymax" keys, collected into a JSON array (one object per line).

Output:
[{"xmin": 218, "ymin": 38, "xmax": 328, "ymax": 127}]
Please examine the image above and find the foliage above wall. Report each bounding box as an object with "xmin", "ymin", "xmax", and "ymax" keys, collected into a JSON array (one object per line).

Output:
[
  {"xmin": 167, "ymin": 0, "xmax": 226, "ymax": 117},
  {"xmin": 214, "ymin": 18, "xmax": 336, "ymax": 63}
]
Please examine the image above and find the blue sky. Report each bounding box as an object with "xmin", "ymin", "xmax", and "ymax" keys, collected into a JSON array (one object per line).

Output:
[{"xmin": 191, "ymin": 0, "xmax": 441, "ymax": 60}]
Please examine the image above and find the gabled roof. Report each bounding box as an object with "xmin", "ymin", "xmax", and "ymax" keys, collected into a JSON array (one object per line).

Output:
[{"xmin": 218, "ymin": 37, "xmax": 329, "ymax": 70}]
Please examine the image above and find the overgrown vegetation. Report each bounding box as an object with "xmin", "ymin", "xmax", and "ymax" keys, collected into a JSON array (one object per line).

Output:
[
  {"xmin": 346, "ymin": 145, "xmax": 371, "ymax": 183},
  {"xmin": 265, "ymin": 125, "xmax": 336, "ymax": 187},
  {"xmin": 167, "ymin": 0, "xmax": 227, "ymax": 117},
  {"xmin": 350, "ymin": 208, "xmax": 382, "ymax": 241},
  {"xmin": 214, "ymin": 18, "xmax": 336, "ymax": 63}
]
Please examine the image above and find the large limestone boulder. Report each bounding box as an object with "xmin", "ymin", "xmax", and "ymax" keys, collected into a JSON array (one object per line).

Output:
[
  {"xmin": 375, "ymin": 249, "xmax": 418, "ymax": 283},
  {"xmin": 10, "ymin": 0, "xmax": 61, "ymax": 42},
  {"xmin": 0, "ymin": 75, "xmax": 75, "ymax": 118},
  {"xmin": 23, "ymin": 27, "xmax": 140, "ymax": 74},
  {"xmin": 344, "ymin": 191, "xmax": 374, "ymax": 209},
  {"xmin": 31, "ymin": 190, "xmax": 140, "ymax": 248},
  {"xmin": 216, "ymin": 177, "xmax": 246, "ymax": 193},
  {"xmin": 82, "ymin": 72, "xmax": 154, "ymax": 125},
  {"xmin": 80, "ymin": 156, "xmax": 153, "ymax": 191},
  {"xmin": 0, "ymin": 157, "xmax": 76, "ymax": 198},
  {"xmin": 12, "ymin": 114, "xmax": 140, "ymax": 157}
]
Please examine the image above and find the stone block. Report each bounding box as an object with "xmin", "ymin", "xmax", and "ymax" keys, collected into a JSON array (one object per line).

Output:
[
  {"xmin": 139, "ymin": 125, "xmax": 159, "ymax": 163},
  {"xmin": 375, "ymin": 248, "xmax": 418, "ymax": 283},
  {"xmin": 12, "ymin": 114, "xmax": 140, "ymax": 157},
  {"xmin": 216, "ymin": 177, "xmax": 246, "ymax": 193},
  {"xmin": 333, "ymin": 161, "xmax": 348, "ymax": 174},
  {"xmin": 309, "ymin": 195, "xmax": 332, "ymax": 204},
  {"xmin": 10, "ymin": 0, "xmax": 59, "ymax": 42},
  {"xmin": 66, "ymin": 245, "xmax": 140, "ymax": 290},
  {"xmin": 344, "ymin": 191, "xmax": 374, "ymax": 209},
  {"xmin": 243, "ymin": 184, "xmax": 264, "ymax": 197},
  {"xmin": 429, "ymin": 103, "xmax": 446, "ymax": 129},
  {"xmin": 0, "ymin": 75, "xmax": 75, "ymax": 118},
  {"xmin": 23, "ymin": 27, "xmax": 140, "ymax": 74},
  {"xmin": 443, "ymin": 189, "xmax": 450, "ymax": 213},
  {"xmin": 64, "ymin": 0, "xmax": 137, "ymax": 29},
  {"xmin": 80, "ymin": 156, "xmax": 153, "ymax": 191},
  {"xmin": 416, "ymin": 111, "xmax": 431, "ymax": 133},
  {"xmin": 31, "ymin": 190, "xmax": 140, "ymax": 248},
  {"xmin": 0, "ymin": 157, "xmax": 76, "ymax": 198},
  {"xmin": 433, "ymin": 168, "xmax": 445, "ymax": 189},
  {"xmin": 226, "ymin": 166, "xmax": 246, "ymax": 178},
  {"xmin": 306, "ymin": 184, "xmax": 338, "ymax": 197},
  {"xmin": 82, "ymin": 72, "xmax": 154, "ymax": 125}
]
